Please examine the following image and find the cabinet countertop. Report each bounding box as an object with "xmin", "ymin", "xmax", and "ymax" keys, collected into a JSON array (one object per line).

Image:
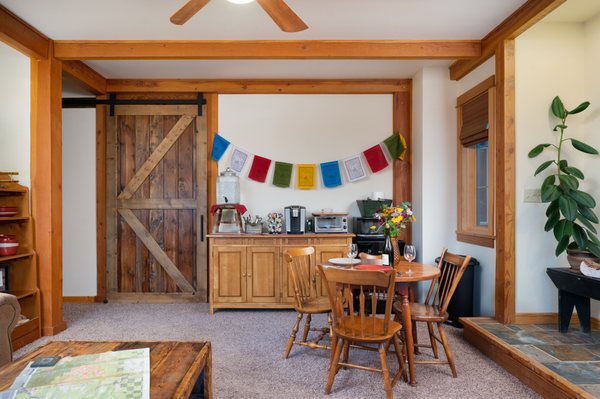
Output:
[{"xmin": 207, "ymin": 233, "xmax": 354, "ymax": 238}]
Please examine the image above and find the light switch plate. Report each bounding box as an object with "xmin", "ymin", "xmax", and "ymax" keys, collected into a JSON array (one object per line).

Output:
[{"xmin": 524, "ymin": 189, "xmax": 542, "ymax": 203}]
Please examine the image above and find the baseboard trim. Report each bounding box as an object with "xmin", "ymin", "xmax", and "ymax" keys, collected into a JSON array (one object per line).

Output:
[
  {"xmin": 461, "ymin": 317, "xmax": 594, "ymax": 399},
  {"xmin": 63, "ymin": 296, "xmax": 96, "ymax": 303},
  {"xmin": 514, "ymin": 312, "xmax": 600, "ymax": 329}
]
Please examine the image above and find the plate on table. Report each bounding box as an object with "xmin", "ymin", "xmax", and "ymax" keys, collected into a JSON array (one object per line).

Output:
[{"xmin": 328, "ymin": 258, "xmax": 361, "ymax": 266}]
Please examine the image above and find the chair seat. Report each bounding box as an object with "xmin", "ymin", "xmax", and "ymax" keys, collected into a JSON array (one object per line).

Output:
[
  {"xmin": 296, "ymin": 296, "xmax": 331, "ymax": 314},
  {"xmin": 334, "ymin": 316, "xmax": 402, "ymax": 342},
  {"xmin": 393, "ymin": 301, "xmax": 449, "ymax": 323}
]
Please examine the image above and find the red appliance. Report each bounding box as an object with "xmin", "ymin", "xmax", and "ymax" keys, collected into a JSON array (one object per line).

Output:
[{"xmin": 0, "ymin": 234, "xmax": 19, "ymax": 256}]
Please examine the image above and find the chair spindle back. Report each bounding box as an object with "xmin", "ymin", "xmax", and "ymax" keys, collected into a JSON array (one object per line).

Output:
[
  {"xmin": 284, "ymin": 247, "xmax": 317, "ymax": 308},
  {"xmin": 319, "ymin": 265, "xmax": 395, "ymax": 338},
  {"xmin": 424, "ymin": 248, "xmax": 471, "ymax": 314}
]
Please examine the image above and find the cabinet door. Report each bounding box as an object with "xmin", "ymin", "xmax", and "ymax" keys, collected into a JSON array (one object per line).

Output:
[
  {"xmin": 247, "ymin": 246, "xmax": 281, "ymax": 304},
  {"xmin": 212, "ymin": 246, "xmax": 246, "ymax": 303},
  {"xmin": 281, "ymin": 250, "xmax": 315, "ymax": 305},
  {"xmin": 315, "ymin": 245, "xmax": 348, "ymax": 298}
]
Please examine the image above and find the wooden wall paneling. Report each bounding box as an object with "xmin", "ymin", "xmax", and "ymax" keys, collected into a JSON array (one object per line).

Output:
[
  {"xmin": 30, "ymin": 45, "xmax": 66, "ymax": 335},
  {"xmin": 449, "ymin": 0, "xmax": 565, "ymax": 80},
  {"xmin": 163, "ymin": 116, "xmax": 179, "ymax": 293},
  {"xmin": 95, "ymin": 97, "xmax": 107, "ymax": 302},
  {"xmin": 0, "ymin": 5, "xmax": 49, "ymax": 59},
  {"xmin": 495, "ymin": 40, "xmax": 516, "ymax": 324},
  {"xmin": 178, "ymin": 119, "xmax": 195, "ymax": 288},
  {"xmin": 134, "ymin": 115, "xmax": 150, "ymax": 293},
  {"xmin": 148, "ymin": 115, "xmax": 165, "ymax": 293},
  {"xmin": 206, "ymin": 94, "xmax": 218, "ymax": 232},
  {"xmin": 53, "ymin": 40, "xmax": 481, "ymax": 60},
  {"xmin": 197, "ymin": 109, "xmax": 209, "ymax": 301},
  {"xmin": 393, "ymin": 88, "xmax": 412, "ymax": 244},
  {"xmin": 62, "ymin": 60, "xmax": 106, "ymax": 95},
  {"xmin": 106, "ymin": 109, "xmax": 119, "ymax": 293},
  {"xmin": 106, "ymin": 79, "xmax": 411, "ymax": 94}
]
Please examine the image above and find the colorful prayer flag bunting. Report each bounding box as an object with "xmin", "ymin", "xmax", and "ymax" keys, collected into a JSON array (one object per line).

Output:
[
  {"xmin": 229, "ymin": 146, "xmax": 250, "ymax": 173},
  {"xmin": 211, "ymin": 133, "xmax": 230, "ymax": 161},
  {"xmin": 272, "ymin": 161, "xmax": 293, "ymax": 188},
  {"xmin": 248, "ymin": 155, "xmax": 272, "ymax": 183},
  {"xmin": 342, "ymin": 155, "xmax": 367, "ymax": 183},
  {"xmin": 363, "ymin": 144, "xmax": 389, "ymax": 173},
  {"xmin": 399, "ymin": 134, "xmax": 407, "ymax": 160},
  {"xmin": 320, "ymin": 161, "xmax": 342, "ymax": 188},
  {"xmin": 297, "ymin": 164, "xmax": 317, "ymax": 189},
  {"xmin": 383, "ymin": 133, "xmax": 401, "ymax": 159}
]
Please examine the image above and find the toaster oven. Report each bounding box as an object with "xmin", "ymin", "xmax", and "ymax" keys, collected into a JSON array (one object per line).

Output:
[{"xmin": 312, "ymin": 213, "xmax": 348, "ymax": 233}]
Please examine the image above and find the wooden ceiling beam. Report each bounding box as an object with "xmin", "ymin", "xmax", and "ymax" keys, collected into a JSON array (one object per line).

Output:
[
  {"xmin": 53, "ymin": 40, "xmax": 481, "ymax": 60},
  {"xmin": 0, "ymin": 4, "xmax": 49, "ymax": 59},
  {"xmin": 449, "ymin": 0, "xmax": 565, "ymax": 80},
  {"xmin": 105, "ymin": 79, "xmax": 411, "ymax": 94},
  {"xmin": 62, "ymin": 60, "xmax": 107, "ymax": 94}
]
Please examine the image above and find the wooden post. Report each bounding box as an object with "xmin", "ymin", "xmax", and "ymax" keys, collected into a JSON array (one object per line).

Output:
[
  {"xmin": 96, "ymin": 96, "xmax": 107, "ymax": 302},
  {"xmin": 30, "ymin": 43, "xmax": 66, "ymax": 335},
  {"xmin": 206, "ymin": 94, "xmax": 218, "ymax": 231},
  {"xmin": 495, "ymin": 40, "xmax": 516, "ymax": 324},
  {"xmin": 393, "ymin": 87, "xmax": 412, "ymax": 244}
]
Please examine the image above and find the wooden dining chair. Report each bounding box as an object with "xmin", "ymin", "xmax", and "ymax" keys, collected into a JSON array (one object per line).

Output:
[
  {"xmin": 319, "ymin": 264, "xmax": 405, "ymax": 399},
  {"xmin": 283, "ymin": 247, "xmax": 332, "ymax": 359},
  {"xmin": 393, "ymin": 248, "xmax": 471, "ymax": 377}
]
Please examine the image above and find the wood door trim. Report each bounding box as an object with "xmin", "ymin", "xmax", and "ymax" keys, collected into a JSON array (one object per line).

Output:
[
  {"xmin": 118, "ymin": 209, "xmax": 195, "ymax": 293},
  {"xmin": 117, "ymin": 115, "xmax": 194, "ymax": 200},
  {"xmin": 95, "ymin": 98, "xmax": 107, "ymax": 301},
  {"xmin": 196, "ymin": 112, "xmax": 209, "ymax": 301}
]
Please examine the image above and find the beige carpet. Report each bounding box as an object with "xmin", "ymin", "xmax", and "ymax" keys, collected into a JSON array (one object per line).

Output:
[{"xmin": 15, "ymin": 304, "xmax": 539, "ymax": 398}]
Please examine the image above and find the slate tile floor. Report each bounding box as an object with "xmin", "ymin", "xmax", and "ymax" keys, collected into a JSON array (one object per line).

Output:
[{"xmin": 474, "ymin": 319, "xmax": 600, "ymax": 397}]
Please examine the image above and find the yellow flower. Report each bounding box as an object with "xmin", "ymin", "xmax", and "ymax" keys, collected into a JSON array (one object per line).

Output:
[
  {"xmin": 412, "ymin": 215, "xmax": 416, "ymax": 222},
  {"xmin": 392, "ymin": 216, "xmax": 401, "ymax": 223}
]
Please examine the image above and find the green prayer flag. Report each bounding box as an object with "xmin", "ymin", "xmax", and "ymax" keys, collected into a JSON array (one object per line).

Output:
[
  {"xmin": 272, "ymin": 161, "xmax": 293, "ymax": 188},
  {"xmin": 384, "ymin": 133, "xmax": 404, "ymax": 159}
]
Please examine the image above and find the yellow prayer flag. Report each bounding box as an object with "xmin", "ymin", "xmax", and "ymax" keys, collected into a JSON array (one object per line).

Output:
[
  {"xmin": 399, "ymin": 134, "xmax": 407, "ymax": 161},
  {"xmin": 297, "ymin": 164, "xmax": 316, "ymax": 189}
]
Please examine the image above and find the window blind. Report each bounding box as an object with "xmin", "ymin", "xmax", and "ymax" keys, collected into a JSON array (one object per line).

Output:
[{"xmin": 460, "ymin": 92, "xmax": 488, "ymax": 146}]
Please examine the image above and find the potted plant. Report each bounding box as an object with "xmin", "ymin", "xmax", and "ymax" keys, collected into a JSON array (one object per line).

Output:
[{"xmin": 529, "ymin": 96, "xmax": 600, "ymax": 269}]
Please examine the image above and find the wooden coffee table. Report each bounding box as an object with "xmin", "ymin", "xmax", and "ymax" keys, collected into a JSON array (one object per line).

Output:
[{"xmin": 0, "ymin": 341, "xmax": 212, "ymax": 399}]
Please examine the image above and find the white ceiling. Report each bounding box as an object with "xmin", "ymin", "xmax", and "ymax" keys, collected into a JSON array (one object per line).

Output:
[{"xmin": 1, "ymin": 0, "xmax": 528, "ymax": 81}]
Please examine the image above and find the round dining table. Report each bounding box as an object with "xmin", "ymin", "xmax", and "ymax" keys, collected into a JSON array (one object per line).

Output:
[{"xmin": 324, "ymin": 259, "xmax": 440, "ymax": 386}]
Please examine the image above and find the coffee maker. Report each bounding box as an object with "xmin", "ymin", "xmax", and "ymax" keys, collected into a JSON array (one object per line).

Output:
[{"xmin": 284, "ymin": 206, "xmax": 306, "ymax": 234}]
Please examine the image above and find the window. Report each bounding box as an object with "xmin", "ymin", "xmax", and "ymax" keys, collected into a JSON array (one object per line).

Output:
[{"xmin": 457, "ymin": 76, "xmax": 495, "ymax": 247}]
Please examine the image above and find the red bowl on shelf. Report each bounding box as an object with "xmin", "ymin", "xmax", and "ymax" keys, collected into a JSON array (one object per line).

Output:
[
  {"xmin": 0, "ymin": 206, "xmax": 18, "ymax": 217},
  {"xmin": 0, "ymin": 234, "xmax": 19, "ymax": 256}
]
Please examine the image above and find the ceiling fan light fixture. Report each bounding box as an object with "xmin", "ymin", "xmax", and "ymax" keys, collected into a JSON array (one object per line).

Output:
[{"xmin": 227, "ymin": 0, "xmax": 255, "ymax": 4}]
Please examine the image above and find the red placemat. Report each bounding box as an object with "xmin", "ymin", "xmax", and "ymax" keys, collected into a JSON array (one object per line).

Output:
[{"xmin": 354, "ymin": 265, "xmax": 392, "ymax": 271}]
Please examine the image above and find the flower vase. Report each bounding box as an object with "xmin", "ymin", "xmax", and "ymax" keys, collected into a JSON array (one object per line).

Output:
[{"xmin": 391, "ymin": 237, "xmax": 402, "ymax": 271}]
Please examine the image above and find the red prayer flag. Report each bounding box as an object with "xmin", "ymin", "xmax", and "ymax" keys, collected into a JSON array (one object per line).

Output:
[
  {"xmin": 363, "ymin": 144, "xmax": 389, "ymax": 173},
  {"xmin": 248, "ymin": 155, "xmax": 272, "ymax": 183}
]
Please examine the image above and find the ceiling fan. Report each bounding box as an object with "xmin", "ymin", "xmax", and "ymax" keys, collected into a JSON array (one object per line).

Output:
[{"xmin": 170, "ymin": 0, "xmax": 308, "ymax": 32}]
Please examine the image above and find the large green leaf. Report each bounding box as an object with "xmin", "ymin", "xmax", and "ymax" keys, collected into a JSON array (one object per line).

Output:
[
  {"xmin": 577, "ymin": 214, "xmax": 598, "ymax": 234},
  {"xmin": 551, "ymin": 96, "xmax": 567, "ymax": 119},
  {"xmin": 559, "ymin": 196, "xmax": 578, "ymax": 221},
  {"xmin": 558, "ymin": 174, "xmax": 579, "ymax": 190},
  {"xmin": 546, "ymin": 200, "xmax": 559, "ymax": 217},
  {"xmin": 558, "ymin": 160, "xmax": 568, "ymax": 169},
  {"xmin": 568, "ymin": 101, "xmax": 590, "ymax": 115},
  {"xmin": 555, "ymin": 236, "xmax": 570, "ymax": 256},
  {"xmin": 562, "ymin": 166, "xmax": 584, "ymax": 179},
  {"xmin": 541, "ymin": 185, "xmax": 561, "ymax": 202},
  {"xmin": 545, "ymin": 212, "xmax": 560, "ymax": 231},
  {"xmin": 572, "ymin": 224, "xmax": 588, "ymax": 249},
  {"xmin": 586, "ymin": 240, "xmax": 600, "ymax": 258},
  {"xmin": 571, "ymin": 191, "xmax": 596, "ymax": 209},
  {"xmin": 553, "ymin": 124, "xmax": 568, "ymax": 131},
  {"xmin": 535, "ymin": 160, "xmax": 554, "ymax": 176},
  {"xmin": 542, "ymin": 175, "xmax": 555, "ymax": 190},
  {"xmin": 554, "ymin": 219, "xmax": 573, "ymax": 240},
  {"xmin": 571, "ymin": 139, "xmax": 599, "ymax": 155},
  {"xmin": 579, "ymin": 206, "xmax": 599, "ymax": 223},
  {"xmin": 528, "ymin": 144, "xmax": 552, "ymax": 158}
]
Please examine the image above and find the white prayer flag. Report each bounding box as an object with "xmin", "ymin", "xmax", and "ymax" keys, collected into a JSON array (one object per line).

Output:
[
  {"xmin": 342, "ymin": 154, "xmax": 367, "ymax": 182},
  {"xmin": 229, "ymin": 146, "xmax": 250, "ymax": 173}
]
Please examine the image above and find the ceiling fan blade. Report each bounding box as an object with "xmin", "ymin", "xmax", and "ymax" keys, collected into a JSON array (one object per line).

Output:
[
  {"xmin": 170, "ymin": 0, "xmax": 211, "ymax": 25},
  {"xmin": 255, "ymin": 0, "xmax": 308, "ymax": 32}
]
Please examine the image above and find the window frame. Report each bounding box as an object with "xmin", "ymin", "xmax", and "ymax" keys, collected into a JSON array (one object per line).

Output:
[{"xmin": 456, "ymin": 76, "xmax": 496, "ymax": 248}]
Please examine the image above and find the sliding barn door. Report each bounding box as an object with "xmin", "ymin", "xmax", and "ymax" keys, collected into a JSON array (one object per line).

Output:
[{"xmin": 106, "ymin": 103, "xmax": 207, "ymax": 302}]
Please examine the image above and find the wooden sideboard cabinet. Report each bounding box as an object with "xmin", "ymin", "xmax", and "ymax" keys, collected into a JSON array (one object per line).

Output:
[{"xmin": 207, "ymin": 234, "xmax": 353, "ymax": 314}]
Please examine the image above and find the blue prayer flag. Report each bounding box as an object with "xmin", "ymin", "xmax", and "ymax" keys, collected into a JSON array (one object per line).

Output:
[
  {"xmin": 320, "ymin": 161, "xmax": 342, "ymax": 188},
  {"xmin": 211, "ymin": 134, "xmax": 230, "ymax": 161}
]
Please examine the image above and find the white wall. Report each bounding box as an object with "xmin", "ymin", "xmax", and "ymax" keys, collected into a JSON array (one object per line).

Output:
[
  {"xmin": 218, "ymin": 94, "xmax": 394, "ymax": 221},
  {"xmin": 0, "ymin": 43, "xmax": 30, "ymax": 188},
  {"xmin": 62, "ymin": 109, "xmax": 97, "ymax": 296},
  {"xmin": 515, "ymin": 22, "xmax": 587, "ymax": 313}
]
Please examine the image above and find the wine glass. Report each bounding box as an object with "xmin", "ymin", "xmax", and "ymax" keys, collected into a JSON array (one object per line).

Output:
[
  {"xmin": 404, "ymin": 245, "xmax": 416, "ymax": 274},
  {"xmin": 347, "ymin": 243, "xmax": 358, "ymax": 263}
]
